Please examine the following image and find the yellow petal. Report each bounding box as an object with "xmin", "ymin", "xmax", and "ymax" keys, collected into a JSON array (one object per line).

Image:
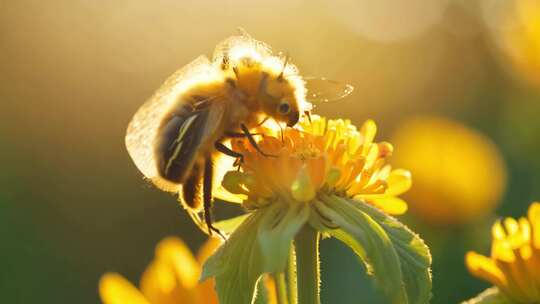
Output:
[
  {"xmin": 491, "ymin": 240, "xmax": 516, "ymax": 263},
  {"xmin": 491, "ymin": 221, "xmax": 517, "ymax": 263},
  {"xmin": 154, "ymin": 237, "xmax": 200, "ymax": 288},
  {"xmin": 139, "ymin": 237, "xmax": 220, "ymax": 304},
  {"xmin": 365, "ymin": 143, "xmax": 380, "ymax": 167},
  {"xmin": 492, "ymin": 220, "xmax": 507, "ymax": 241},
  {"xmin": 139, "ymin": 237, "xmax": 201, "ymax": 303},
  {"xmin": 306, "ymin": 156, "xmax": 327, "ymax": 190},
  {"xmin": 528, "ymin": 202, "xmax": 540, "ymax": 249},
  {"xmin": 99, "ymin": 273, "xmax": 149, "ymax": 304},
  {"xmin": 503, "ymin": 218, "xmax": 519, "ymax": 237},
  {"xmin": 360, "ymin": 119, "xmax": 377, "ymax": 152},
  {"xmin": 377, "ymin": 142, "xmax": 393, "ymax": 158},
  {"xmin": 385, "ymin": 169, "xmax": 412, "ymax": 196},
  {"xmin": 140, "ymin": 260, "xmax": 185, "ymax": 303},
  {"xmin": 361, "ymin": 196, "xmax": 408, "ymax": 215},
  {"xmin": 465, "ymin": 252, "xmax": 507, "ymax": 288},
  {"xmin": 197, "ymin": 278, "xmax": 219, "ymax": 304}
]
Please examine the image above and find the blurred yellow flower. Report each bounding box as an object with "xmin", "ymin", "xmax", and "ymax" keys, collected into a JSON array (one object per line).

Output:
[
  {"xmin": 502, "ymin": 0, "xmax": 540, "ymax": 87},
  {"xmin": 226, "ymin": 115, "xmax": 411, "ymax": 215},
  {"xmin": 391, "ymin": 116, "xmax": 506, "ymax": 224},
  {"xmin": 466, "ymin": 202, "xmax": 540, "ymax": 303},
  {"xmin": 99, "ymin": 237, "xmax": 220, "ymax": 304}
]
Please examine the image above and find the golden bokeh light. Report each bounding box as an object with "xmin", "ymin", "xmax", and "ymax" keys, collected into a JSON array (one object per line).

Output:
[
  {"xmin": 482, "ymin": 0, "xmax": 540, "ymax": 87},
  {"xmin": 324, "ymin": 0, "xmax": 450, "ymax": 42},
  {"xmin": 391, "ymin": 116, "xmax": 506, "ymax": 225}
]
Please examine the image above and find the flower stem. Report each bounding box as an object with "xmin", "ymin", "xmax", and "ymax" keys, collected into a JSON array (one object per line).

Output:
[
  {"xmin": 288, "ymin": 244, "xmax": 298, "ymax": 304},
  {"xmin": 294, "ymin": 225, "xmax": 320, "ymax": 304}
]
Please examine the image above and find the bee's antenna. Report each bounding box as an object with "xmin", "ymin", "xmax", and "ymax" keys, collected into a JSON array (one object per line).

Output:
[
  {"xmin": 277, "ymin": 53, "xmax": 290, "ymax": 81},
  {"xmin": 256, "ymin": 116, "xmax": 270, "ymax": 127}
]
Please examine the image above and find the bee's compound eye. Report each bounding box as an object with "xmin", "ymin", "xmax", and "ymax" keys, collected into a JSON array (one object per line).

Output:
[{"xmin": 278, "ymin": 101, "xmax": 291, "ymax": 115}]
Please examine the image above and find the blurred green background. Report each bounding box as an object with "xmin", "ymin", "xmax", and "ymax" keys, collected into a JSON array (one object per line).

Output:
[{"xmin": 2, "ymin": 0, "xmax": 540, "ymax": 303}]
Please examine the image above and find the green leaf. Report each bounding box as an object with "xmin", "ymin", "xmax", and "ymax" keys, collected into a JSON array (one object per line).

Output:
[
  {"xmin": 258, "ymin": 201, "xmax": 310, "ymax": 272},
  {"xmin": 201, "ymin": 211, "xmax": 266, "ymax": 304},
  {"xmin": 313, "ymin": 195, "xmax": 407, "ymax": 303},
  {"xmin": 314, "ymin": 195, "xmax": 432, "ymax": 303},
  {"xmin": 201, "ymin": 201, "xmax": 309, "ymax": 304},
  {"xmin": 350, "ymin": 198, "xmax": 432, "ymax": 304},
  {"xmin": 214, "ymin": 214, "xmax": 250, "ymax": 235},
  {"xmin": 462, "ymin": 287, "xmax": 511, "ymax": 304}
]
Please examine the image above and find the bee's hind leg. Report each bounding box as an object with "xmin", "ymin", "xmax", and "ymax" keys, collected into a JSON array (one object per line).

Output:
[
  {"xmin": 240, "ymin": 124, "xmax": 278, "ymax": 158},
  {"xmin": 203, "ymin": 157, "xmax": 226, "ymax": 241}
]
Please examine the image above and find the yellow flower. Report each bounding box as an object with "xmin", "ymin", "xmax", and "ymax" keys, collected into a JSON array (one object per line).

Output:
[
  {"xmin": 203, "ymin": 115, "xmax": 431, "ymax": 304},
  {"xmin": 99, "ymin": 237, "xmax": 220, "ymax": 304},
  {"xmin": 224, "ymin": 115, "xmax": 411, "ymax": 215},
  {"xmin": 501, "ymin": 0, "xmax": 540, "ymax": 87},
  {"xmin": 391, "ymin": 116, "xmax": 506, "ymax": 224},
  {"xmin": 466, "ymin": 202, "xmax": 540, "ymax": 303}
]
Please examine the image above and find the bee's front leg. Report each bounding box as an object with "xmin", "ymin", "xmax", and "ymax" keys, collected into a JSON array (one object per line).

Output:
[
  {"xmin": 240, "ymin": 124, "xmax": 278, "ymax": 158},
  {"xmin": 224, "ymin": 131, "xmax": 263, "ymax": 138},
  {"xmin": 215, "ymin": 141, "xmax": 244, "ymax": 167}
]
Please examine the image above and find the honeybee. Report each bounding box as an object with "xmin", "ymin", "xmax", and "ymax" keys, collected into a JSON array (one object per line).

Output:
[{"xmin": 125, "ymin": 32, "xmax": 352, "ymax": 236}]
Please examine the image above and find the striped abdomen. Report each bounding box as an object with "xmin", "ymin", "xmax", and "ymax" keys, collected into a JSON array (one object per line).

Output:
[{"xmin": 154, "ymin": 103, "xmax": 209, "ymax": 184}]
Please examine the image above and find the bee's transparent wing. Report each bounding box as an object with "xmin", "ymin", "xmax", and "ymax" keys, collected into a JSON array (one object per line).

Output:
[
  {"xmin": 304, "ymin": 77, "xmax": 354, "ymax": 103},
  {"xmin": 125, "ymin": 55, "xmax": 216, "ymax": 186}
]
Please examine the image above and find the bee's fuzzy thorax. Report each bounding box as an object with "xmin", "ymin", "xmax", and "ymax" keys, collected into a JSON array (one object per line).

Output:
[{"xmin": 212, "ymin": 34, "xmax": 310, "ymax": 113}]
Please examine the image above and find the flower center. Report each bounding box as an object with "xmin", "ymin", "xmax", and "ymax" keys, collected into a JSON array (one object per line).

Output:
[
  {"xmin": 291, "ymin": 147, "xmax": 321, "ymax": 162},
  {"xmin": 219, "ymin": 115, "xmax": 411, "ymax": 215}
]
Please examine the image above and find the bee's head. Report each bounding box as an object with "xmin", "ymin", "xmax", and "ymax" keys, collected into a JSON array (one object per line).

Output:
[
  {"xmin": 258, "ymin": 73, "xmax": 301, "ymax": 127},
  {"xmin": 222, "ymin": 47, "xmax": 308, "ymax": 127}
]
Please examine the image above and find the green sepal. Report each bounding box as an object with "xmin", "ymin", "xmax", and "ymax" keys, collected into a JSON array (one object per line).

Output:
[{"xmin": 201, "ymin": 200, "xmax": 309, "ymax": 304}]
